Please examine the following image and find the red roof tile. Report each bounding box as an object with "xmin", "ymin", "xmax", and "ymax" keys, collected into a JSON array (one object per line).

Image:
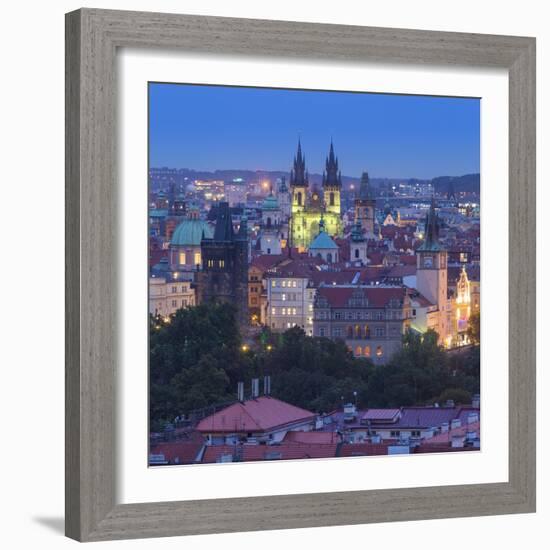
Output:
[
  {"xmin": 150, "ymin": 439, "xmax": 205, "ymax": 464},
  {"xmin": 202, "ymin": 442, "xmax": 338, "ymax": 463},
  {"xmin": 338, "ymin": 443, "xmax": 390, "ymax": 457},
  {"xmin": 284, "ymin": 431, "xmax": 340, "ymax": 444},
  {"xmin": 196, "ymin": 396, "xmax": 316, "ymax": 434}
]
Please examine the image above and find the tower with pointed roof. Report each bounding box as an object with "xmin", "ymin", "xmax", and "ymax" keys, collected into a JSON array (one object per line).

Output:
[
  {"xmin": 196, "ymin": 202, "xmax": 249, "ymax": 325},
  {"xmin": 415, "ymin": 199, "xmax": 449, "ymax": 342},
  {"xmin": 290, "ymin": 139, "xmax": 308, "ymax": 214},
  {"xmin": 288, "ymin": 140, "xmax": 343, "ymax": 249},
  {"xmin": 322, "ymin": 141, "xmax": 342, "ymax": 217},
  {"xmin": 355, "ymin": 171, "xmax": 376, "ymax": 236}
]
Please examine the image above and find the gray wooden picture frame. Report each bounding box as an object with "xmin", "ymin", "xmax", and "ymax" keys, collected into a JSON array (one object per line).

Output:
[{"xmin": 65, "ymin": 8, "xmax": 536, "ymax": 542}]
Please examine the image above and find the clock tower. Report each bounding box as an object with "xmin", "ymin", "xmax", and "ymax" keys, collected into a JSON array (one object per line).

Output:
[{"xmin": 416, "ymin": 199, "xmax": 449, "ymax": 341}]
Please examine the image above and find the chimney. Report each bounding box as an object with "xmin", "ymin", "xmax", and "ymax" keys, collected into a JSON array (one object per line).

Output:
[
  {"xmin": 237, "ymin": 382, "xmax": 244, "ymax": 402},
  {"xmin": 451, "ymin": 435, "xmax": 464, "ymax": 448},
  {"xmin": 263, "ymin": 375, "xmax": 271, "ymax": 395},
  {"xmin": 251, "ymin": 378, "xmax": 260, "ymax": 398},
  {"xmin": 451, "ymin": 418, "xmax": 462, "ymax": 430}
]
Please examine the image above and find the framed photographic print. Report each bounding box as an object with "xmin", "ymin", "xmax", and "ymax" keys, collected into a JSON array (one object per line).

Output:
[{"xmin": 65, "ymin": 8, "xmax": 536, "ymax": 542}]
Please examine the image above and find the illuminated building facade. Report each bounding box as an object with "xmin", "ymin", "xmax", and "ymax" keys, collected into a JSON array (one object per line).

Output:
[{"xmin": 289, "ymin": 140, "xmax": 342, "ymax": 249}]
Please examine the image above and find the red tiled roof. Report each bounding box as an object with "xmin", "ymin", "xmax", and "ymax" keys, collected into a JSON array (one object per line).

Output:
[
  {"xmin": 202, "ymin": 442, "xmax": 338, "ymax": 463},
  {"xmin": 150, "ymin": 439, "xmax": 205, "ymax": 464},
  {"xmin": 338, "ymin": 443, "xmax": 390, "ymax": 457},
  {"xmin": 399, "ymin": 254, "xmax": 417, "ymax": 266},
  {"xmin": 316, "ymin": 286, "xmax": 407, "ymax": 308},
  {"xmin": 283, "ymin": 431, "xmax": 340, "ymax": 444},
  {"xmin": 196, "ymin": 396, "xmax": 316, "ymax": 434},
  {"xmin": 250, "ymin": 254, "xmax": 286, "ymax": 272},
  {"xmin": 424, "ymin": 421, "xmax": 480, "ymax": 444}
]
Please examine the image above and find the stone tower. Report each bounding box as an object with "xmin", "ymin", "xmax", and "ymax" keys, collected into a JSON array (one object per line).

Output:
[
  {"xmin": 355, "ymin": 171, "xmax": 376, "ymax": 236},
  {"xmin": 415, "ymin": 198, "xmax": 448, "ymax": 341},
  {"xmin": 197, "ymin": 202, "xmax": 249, "ymax": 326}
]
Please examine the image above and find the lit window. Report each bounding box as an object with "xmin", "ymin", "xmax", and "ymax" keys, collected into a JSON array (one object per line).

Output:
[
  {"xmin": 292, "ymin": 308, "xmax": 297, "ymax": 315},
  {"xmin": 282, "ymin": 281, "xmax": 287, "ymax": 287},
  {"xmin": 179, "ymin": 252, "xmax": 186, "ymax": 265},
  {"xmin": 271, "ymin": 280, "xmax": 276, "ymax": 287},
  {"xmin": 282, "ymin": 294, "xmax": 286, "ymax": 301},
  {"xmin": 292, "ymin": 281, "xmax": 297, "ymax": 288},
  {"xmin": 271, "ymin": 307, "xmax": 276, "ymax": 315},
  {"xmin": 364, "ymin": 346, "xmax": 371, "ymax": 357},
  {"xmin": 282, "ymin": 308, "xmax": 286, "ymax": 315},
  {"xmin": 376, "ymin": 346, "xmax": 383, "ymax": 357},
  {"xmin": 355, "ymin": 346, "xmax": 362, "ymax": 356},
  {"xmin": 194, "ymin": 252, "xmax": 201, "ymax": 265}
]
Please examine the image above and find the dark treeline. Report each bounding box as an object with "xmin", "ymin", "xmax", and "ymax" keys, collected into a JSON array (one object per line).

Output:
[{"xmin": 150, "ymin": 303, "xmax": 479, "ymax": 431}]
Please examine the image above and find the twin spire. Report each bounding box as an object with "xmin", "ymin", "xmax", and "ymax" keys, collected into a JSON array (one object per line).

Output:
[{"xmin": 289, "ymin": 139, "xmax": 342, "ymax": 188}]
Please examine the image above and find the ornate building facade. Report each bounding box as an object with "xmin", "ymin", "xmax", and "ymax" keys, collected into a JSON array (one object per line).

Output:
[{"xmin": 289, "ymin": 140, "xmax": 342, "ymax": 249}]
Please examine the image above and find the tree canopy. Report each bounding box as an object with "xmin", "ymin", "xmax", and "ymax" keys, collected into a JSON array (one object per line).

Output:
[{"xmin": 150, "ymin": 304, "xmax": 480, "ymax": 428}]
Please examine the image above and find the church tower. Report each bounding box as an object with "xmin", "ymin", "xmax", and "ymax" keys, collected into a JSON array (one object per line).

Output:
[
  {"xmin": 415, "ymin": 199, "xmax": 448, "ymax": 341},
  {"xmin": 290, "ymin": 140, "xmax": 308, "ymax": 214},
  {"xmin": 355, "ymin": 171, "xmax": 376, "ymax": 236},
  {"xmin": 322, "ymin": 140, "xmax": 342, "ymax": 216},
  {"xmin": 350, "ymin": 220, "xmax": 368, "ymax": 265}
]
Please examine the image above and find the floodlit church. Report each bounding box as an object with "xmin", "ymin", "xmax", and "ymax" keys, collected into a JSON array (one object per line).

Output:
[{"xmin": 289, "ymin": 140, "xmax": 343, "ymax": 249}]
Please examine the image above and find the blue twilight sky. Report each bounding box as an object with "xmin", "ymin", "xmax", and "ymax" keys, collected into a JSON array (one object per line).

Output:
[{"xmin": 149, "ymin": 83, "xmax": 480, "ymax": 180}]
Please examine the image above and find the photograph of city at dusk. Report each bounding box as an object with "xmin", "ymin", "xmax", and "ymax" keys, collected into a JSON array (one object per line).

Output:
[{"xmin": 148, "ymin": 83, "xmax": 480, "ymax": 467}]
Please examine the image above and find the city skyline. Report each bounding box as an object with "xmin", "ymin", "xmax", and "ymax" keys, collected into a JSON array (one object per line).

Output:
[{"xmin": 149, "ymin": 83, "xmax": 480, "ymax": 180}]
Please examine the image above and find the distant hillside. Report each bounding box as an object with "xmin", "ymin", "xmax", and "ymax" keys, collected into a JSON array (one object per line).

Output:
[
  {"xmin": 431, "ymin": 174, "xmax": 480, "ymax": 194},
  {"xmin": 150, "ymin": 167, "xmax": 479, "ymax": 194}
]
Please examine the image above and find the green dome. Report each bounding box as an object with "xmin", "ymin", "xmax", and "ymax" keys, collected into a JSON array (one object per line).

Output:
[
  {"xmin": 262, "ymin": 194, "xmax": 279, "ymax": 211},
  {"xmin": 310, "ymin": 230, "xmax": 338, "ymax": 250},
  {"xmin": 171, "ymin": 219, "xmax": 213, "ymax": 246}
]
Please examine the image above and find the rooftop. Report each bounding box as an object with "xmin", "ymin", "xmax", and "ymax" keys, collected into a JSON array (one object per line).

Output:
[{"xmin": 196, "ymin": 396, "xmax": 316, "ymax": 434}]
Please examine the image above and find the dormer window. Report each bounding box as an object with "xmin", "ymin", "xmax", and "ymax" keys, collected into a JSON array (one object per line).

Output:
[{"xmin": 423, "ymin": 256, "xmax": 433, "ymax": 268}]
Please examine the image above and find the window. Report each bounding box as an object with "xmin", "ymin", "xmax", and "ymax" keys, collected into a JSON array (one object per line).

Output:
[
  {"xmin": 423, "ymin": 256, "xmax": 433, "ymax": 268},
  {"xmin": 271, "ymin": 280, "xmax": 276, "ymax": 287},
  {"xmin": 292, "ymin": 280, "xmax": 297, "ymax": 288},
  {"xmin": 271, "ymin": 307, "xmax": 276, "ymax": 315},
  {"xmin": 282, "ymin": 308, "xmax": 286, "ymax": 315},
  {"xmin": 355, "ymin": 346, "xmax": 362, "ymax": 356},
  {"xmin": 334, "ymin": 312, "xmax": 342, "ymax": 320},
  {"xmin": 333, "ymin": 327, "xmax": 342, "ymax": 337},
  {"xmin": 282, "ymin": 280, "xmax": 287, "ymax": 288},
  {"xmin": 376, "ymin": 346, "xmax": 383, "ymax": 357},
  {"xmin": 292, "ymin": 308, "xmax": 297, "ymax": 315},
  {"xmin": 194, "ymin": 252, "xmax": 201, "ymax": 265},
  {"xmin": 355, "ymin": 248, "xmax": 360, "ymax": 259},
  {"xmin": 171, "ymin": 300, "xmax": 177, "ymax": 307},
  {"xmin": 171, "ymin": 286, "xmax": 177, "ymax": 293},
  {"xmin": 182, "ymin": 299, "xmax": 187, "ymax": 307},
  {"xmin": 281, "ymin": 293, "xmax": 286, "ymax": 301},
  {"xmin": 319, "ymin": 327, "xmax": 326, "ymax": 337},
  {"xmin": 364, "ymin": 346, "xmax": 371, "ymax": 357},
  {"xmin": 179, "ymin": 252, "xmax": 186, "ymax": 265},
  {"xmin": 219, "ymin": 259, "xmax": 225, "ymax": 268},
  {"xmin": 375, "ymin": 327, "xmax": 385, "ymax": 337},
  {"xmin": 411, "ymin": 430, "xmax": 421, "ymax": 437},
  {"xmin": 364, "ymin": 325, "xmax": 370, "ymax": 338},
  {"xmin": 390, "ymin": 430, "xmax": 400, "ymax": 437},
  {"xmin": 329, "ymin": 192, "xmax": 335, "ymax": 206}
]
